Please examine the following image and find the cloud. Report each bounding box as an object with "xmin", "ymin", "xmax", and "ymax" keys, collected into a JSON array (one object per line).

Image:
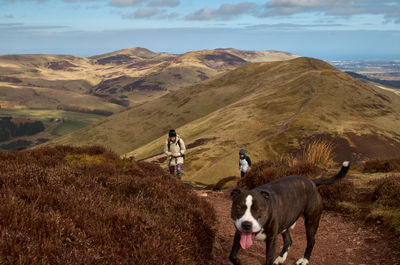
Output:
[
  {"xmin": 108, "ymin": 0, "xmax": 180, "ymax": 7},
  {"xmin": 0, "ymin": 22, "xmax": 69, "ymax": 31},
  {"xmin": 0, "ymin": 22, "xmax": 24, "ymax": 27},
  {"xmin": 2, "ymin": 14, "xmax": 15, "ymax": 18},
  {"xmin": 0, "ymin": 0, "xmax": 48, "ymax": 3},
  {"xmin": 247, "ymin": 22, "xmax": 345, "ymax": 30},
  {"xmin": 148, "ymin": 0, "xmax": 179, "ymax": 7},
  {"xmin": 260, "ymin": 0, "xmax": 400, "ymax": 23},
  {"xmin": 121, "ymin": 7, "xmax": 178, "ymax": 19},
  {"xmin": 185, "ymin": 2, "xmax": 257, "ymax": 20},
  {"xmin": 123, "ymin": 7, "xmax": 160, "ymax": 18},
  {"xmin": 108, "ymin": 0, "xmax": 144, "ymax": 7}
]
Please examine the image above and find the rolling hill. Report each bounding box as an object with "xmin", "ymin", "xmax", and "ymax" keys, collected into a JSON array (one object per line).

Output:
[
  {"xmin": 0, "ymin": 47, "xmax": 297, "ymax": 107},
  {"xmin": 0, "ymin": 47, "xmax": 296, "ymax": 150},
  {"xmin": 47, "ymin": 57, "xmax": 400, "ymax": 183}
]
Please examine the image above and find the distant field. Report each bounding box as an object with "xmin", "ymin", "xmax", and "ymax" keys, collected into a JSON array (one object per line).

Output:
[
  {"xmin": 0, "ymin": 108, "xmax": 106, "ymax": 150},
  {"xmin": 51, "ymin": 120, "xmax": 90, "ymax": 136},
  {"xmin": 0, "ymin": 108, "xmax": 104, "ymax": 124},
  {"xmin": 331, "ymin": 60, "xmax": 400, "ymax": 83}
]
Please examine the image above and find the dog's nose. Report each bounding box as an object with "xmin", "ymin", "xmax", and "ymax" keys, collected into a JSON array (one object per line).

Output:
[{"xmin": 241, "ymin": 221, "xmax": 252, "ymax": 231}]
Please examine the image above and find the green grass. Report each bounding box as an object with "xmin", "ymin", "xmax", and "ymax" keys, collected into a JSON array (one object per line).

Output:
[
  {"xmin": 368, "ymin": 204, "xmax": 400, "ymax": 236},
  {"xmin": 0, "ymin": 108, "xmax": 105, "ymax": 124},
  {"xmin": 51, "ymin": 120, "xmax": 90, "ymax": 136},
  {"xmin": 0, "ymin": 108, "xmax": 106, "ymax": 148}
]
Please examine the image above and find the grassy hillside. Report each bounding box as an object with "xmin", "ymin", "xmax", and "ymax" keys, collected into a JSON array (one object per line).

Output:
[
  {"xmin": 0, "ymin": 146, "xmax": 215, "ymax": 264},
  {"xmin": 90, "ymin": 48, "xmax": 298, "ymax": 96},
  {"xmin": 47, "ymin": 57, "xmax": 400, "ymax": 184},
  {"xmin": 0, "ymin": 47, "xmax": 296, "ymax": 108},
  {"xmin": 129, "ymin": 58, "xmax": 400, "ymax": 183},
  {"xmin": 0, "ymin": 47, "xmax": 297, "ymax": 151}
]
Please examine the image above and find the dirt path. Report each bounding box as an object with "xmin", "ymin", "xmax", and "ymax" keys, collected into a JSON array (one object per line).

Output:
[
  {"xmin": 194, "ymin": 189, "xmax": 400, "ymax": 265},
  {"xmin": 256, "ymin": 75, "xmax": 316, "ymax": 141}
]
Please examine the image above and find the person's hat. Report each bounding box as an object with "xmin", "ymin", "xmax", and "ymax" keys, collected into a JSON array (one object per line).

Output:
[
  {"xmin": 239, "ymin": 149, "xmax": 246, "ymax": 155},
  {"xmin": 169, "ymin": 129, "xmax": 177, "ymax": 138}
]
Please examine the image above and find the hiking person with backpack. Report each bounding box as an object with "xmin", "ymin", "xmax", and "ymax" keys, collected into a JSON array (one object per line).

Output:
[
  {"xmin": 164, "ymin": 129, "xmax": 186, "ymax": 179},
  {"xmin": 238, "ymin": 149, "xmax": 251, "ymax": 177}
]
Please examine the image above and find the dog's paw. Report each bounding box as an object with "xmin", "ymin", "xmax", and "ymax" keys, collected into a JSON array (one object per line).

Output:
[
  {"xmin": 296, "ymin": 258, "xmax": 309, "ymax": 265},
  {"xmin": 273, "ymin": 252, "xmax": 288, "ymax": 264}
]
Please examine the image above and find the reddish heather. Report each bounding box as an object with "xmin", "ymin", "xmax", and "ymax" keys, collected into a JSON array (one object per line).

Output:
[{"xmin": 0, "ymin": 146, "xmax": 215, "ymax": 265}]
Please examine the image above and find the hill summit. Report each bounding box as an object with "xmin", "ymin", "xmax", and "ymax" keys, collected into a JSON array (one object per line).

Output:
[{"xmin": 48, "ymin": 57, "xmax": 400, "ymax": 183}]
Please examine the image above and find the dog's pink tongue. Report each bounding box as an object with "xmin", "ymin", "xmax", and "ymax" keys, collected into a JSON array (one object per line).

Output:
[{"xmin": 240, "ymin": 233, "xmax": 254, "ymax": 249}]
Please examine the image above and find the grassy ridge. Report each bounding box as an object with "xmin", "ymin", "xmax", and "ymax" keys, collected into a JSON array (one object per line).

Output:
[
  {"xmin": 0, "ymin": 146, "xmax": 215, "ymax": 264},
  {"xmin": 126, "ymin": 57, "xmax": 400, "ymax": 183}
]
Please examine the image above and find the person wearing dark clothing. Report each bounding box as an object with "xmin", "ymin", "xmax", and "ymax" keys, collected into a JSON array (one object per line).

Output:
[{"xmin": 238, "ymin": 149, "xmax": 251, "ymax": 178}]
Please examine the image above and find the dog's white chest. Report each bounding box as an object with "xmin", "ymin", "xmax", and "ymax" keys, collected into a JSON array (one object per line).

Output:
[{"xmin": 254, "ymin": 230, "xmax": 266, "ymax": 241}]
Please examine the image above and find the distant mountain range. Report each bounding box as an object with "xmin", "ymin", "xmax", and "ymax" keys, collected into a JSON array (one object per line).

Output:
[{"xmin": 0, "ymin": 47, "xmax": 297, "ymax": 108}]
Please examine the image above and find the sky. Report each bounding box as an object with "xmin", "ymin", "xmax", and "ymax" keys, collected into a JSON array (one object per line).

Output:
[{"xmin": 0, "ymin": 0, "xmax": 399, "ymax": 60}]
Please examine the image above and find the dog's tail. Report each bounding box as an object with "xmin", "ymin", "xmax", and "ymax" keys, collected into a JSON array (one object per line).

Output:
[{"xmin": 312, "ymin": 161, "xmax": 350, "ymax": 186}]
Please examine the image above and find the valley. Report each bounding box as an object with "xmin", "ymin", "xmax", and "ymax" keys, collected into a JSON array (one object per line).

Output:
[{"xmin": 0, "ymin": 48, "xmax": 297, "ymax": 150}]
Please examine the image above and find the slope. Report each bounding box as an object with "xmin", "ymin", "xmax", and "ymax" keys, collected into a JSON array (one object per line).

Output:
[
  {"xmin": 124, "ymin": 57, "xmax": 400, "ymax": 183},
  {"xmin": 0, "ymin": 48, "xmax": 297, "ymax": 107},
  {"xmin": 90, "ymin": 48, "xmax": 298, "ymax": 96},
  {"xmin": 1, "ymin": 48, "xmax": 297, "ymax": 150}
]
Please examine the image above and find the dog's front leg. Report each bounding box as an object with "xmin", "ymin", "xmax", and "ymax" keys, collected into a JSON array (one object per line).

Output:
[
  {"xmin": 265, "ymin": 235, "xmax": 277, "ymax": 265},
  {"xmin": 229, "ymin": 230, "xmax": 242, "ymax": 265}
]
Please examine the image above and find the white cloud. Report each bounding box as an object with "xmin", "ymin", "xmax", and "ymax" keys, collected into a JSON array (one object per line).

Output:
[
  {"xmin": 126, "ymin": 7, "xmax": 160, "ymax": 18},
  {"xmin": 108, "ymin": 0, "xmax": 180, "ymax": 7},
  {"xmin": 185, "ymin": 2, "xmax": 257, "ymax": 21},
  {"xmin": 260, "ymin": 0, "xmax": 400, "ymax": 23},
  {"xmin": 109, "ymin": 0, "xmax": 144, "ymax": 7},
  {"xmin": 121, "ymin": 7, "xmax": 178, "ymax": 19},
  {"xmin": 148, "ymin": 0, "xmax": 179, "ymax": 7}
]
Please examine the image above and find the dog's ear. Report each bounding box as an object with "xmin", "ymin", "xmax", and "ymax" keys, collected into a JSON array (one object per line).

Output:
[
  {"xmin": 260, "ymin": 191, "xmax": 270, "ymax": 200},
  {"xmin": 231, "ymin": 188, "xmax": 242, "ymax": 198}
]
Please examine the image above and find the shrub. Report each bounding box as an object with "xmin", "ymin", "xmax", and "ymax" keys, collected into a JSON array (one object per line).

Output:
[
  {"xmin": 238, "ymin": 159, "xmax": 321, "ymax": 189},
  {"xmin": 0, "ymin": 140, "xmax": 32, "ymax": 150},
  {"xmin": 0, "ymin": 146, "xmax": 215, "ymax": 265},
  {"xmin": 56, "ymin": 104, "xmax": 113, "ymax": 116},
  {"xmin": 317, "ymin": 181, "xmax": 356, "ymax": 210},
  {"xmin": 0, "ymin": 117, "xmax": 44, "ymax": 142},
  {"xmin": 371, "ymin": 175, "xmax": 400, "ymax": 207},
  {"xmin": 302, "ymin": 139, "xmax": 334, "ymax": 168}
]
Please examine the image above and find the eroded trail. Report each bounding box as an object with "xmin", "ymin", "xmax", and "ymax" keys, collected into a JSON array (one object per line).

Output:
[{"xmin": 195, "ymin": 189, "xmax": 400, "ymax": 265}]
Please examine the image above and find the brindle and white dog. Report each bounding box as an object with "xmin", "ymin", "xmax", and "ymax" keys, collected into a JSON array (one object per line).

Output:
[{"xmin": 229, "ymin": 161, "xmax": 350, "ymax": 265}]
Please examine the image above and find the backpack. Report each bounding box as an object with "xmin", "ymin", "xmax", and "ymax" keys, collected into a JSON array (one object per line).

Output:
[{"xmin": 168, "ymin": 138, "xmax": 185, "ymax": 159}]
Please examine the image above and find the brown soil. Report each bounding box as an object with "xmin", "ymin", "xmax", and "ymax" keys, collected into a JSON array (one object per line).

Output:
[
  {"xmin": 194, "ymin": 189, "xmax": 400, "ymax": 265},
  {"xmin": 299, "ymin": 133, "xmax": 400, "ymax": 163}
]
